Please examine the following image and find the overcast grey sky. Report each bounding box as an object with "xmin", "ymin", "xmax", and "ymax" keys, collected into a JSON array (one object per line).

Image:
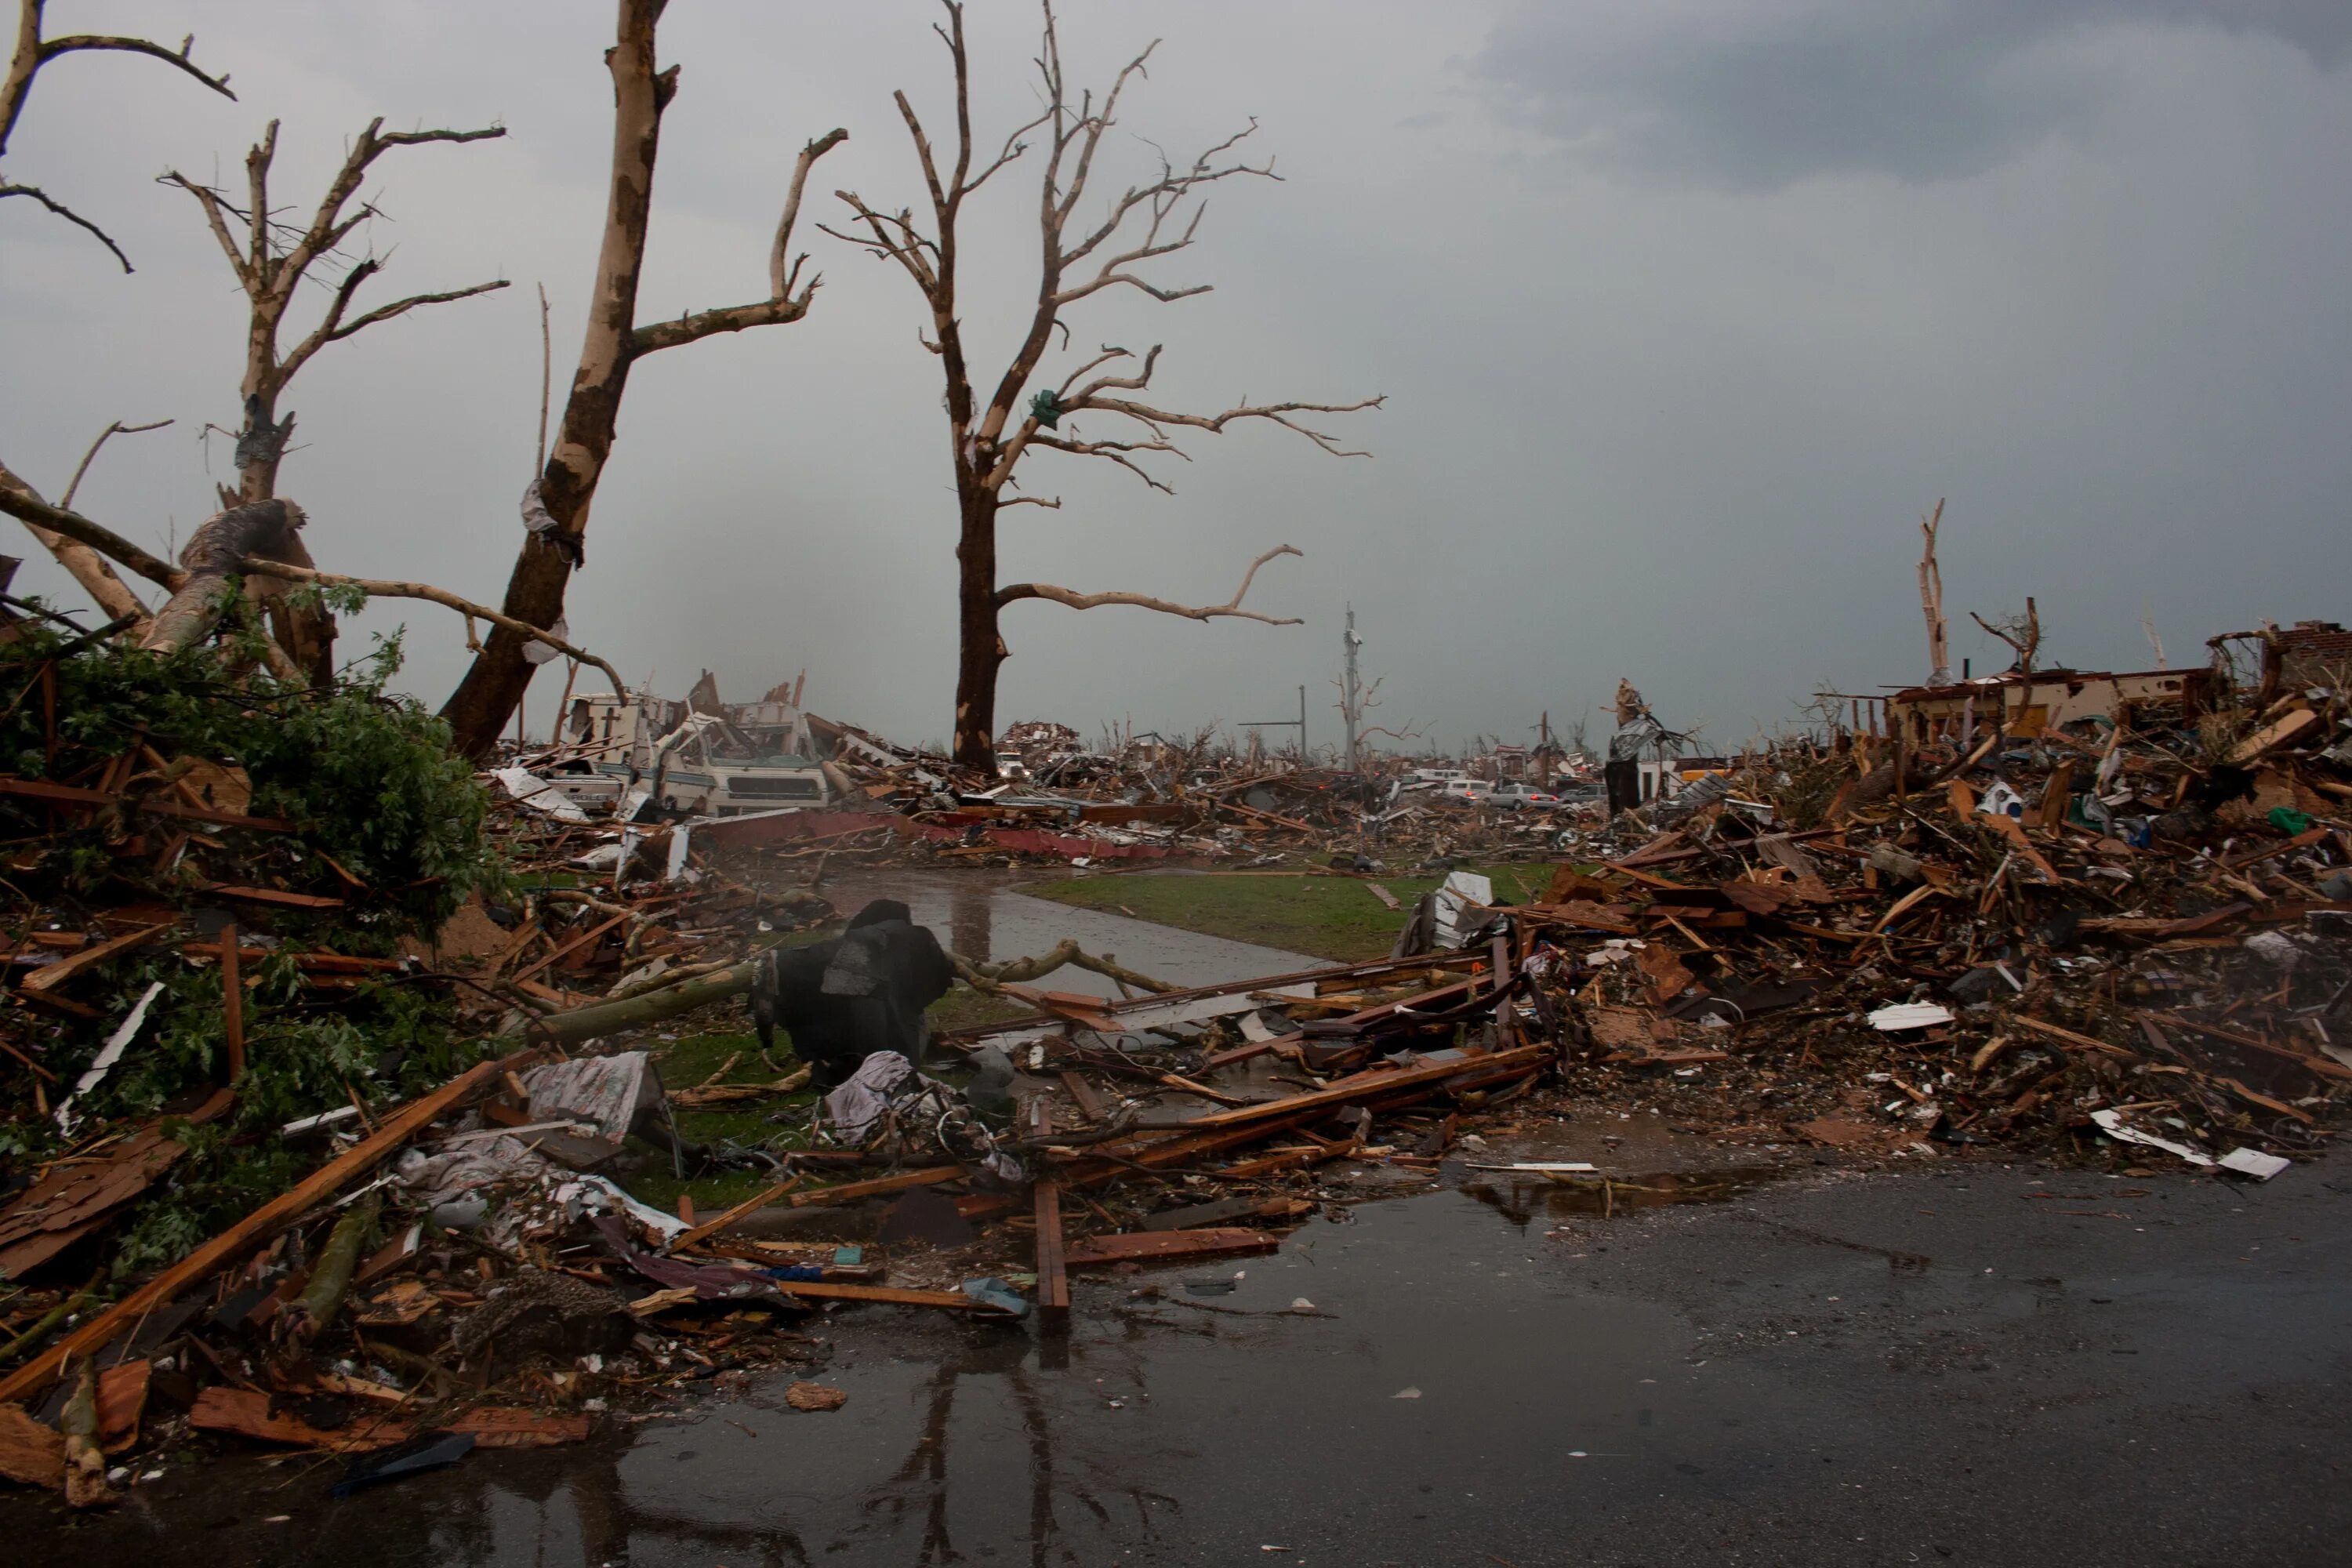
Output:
[{"xmin": 3, "ymin": 1, "xmax": 2347, "ymax": 753}]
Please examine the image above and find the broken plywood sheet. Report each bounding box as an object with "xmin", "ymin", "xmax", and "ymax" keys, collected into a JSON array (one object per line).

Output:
[
  {"xmin": 1063, "ymin": 1227, "xmax": 1281, "ymax": 1269},
  {"xmin": 0, "ymin": 1127, "xmax": 183, "ymax": 1278}
]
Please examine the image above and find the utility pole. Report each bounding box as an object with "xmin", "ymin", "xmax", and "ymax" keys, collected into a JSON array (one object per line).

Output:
[{"xmin": 1340, "ymin": 604, "xmax": 1363, "ymax": 771}]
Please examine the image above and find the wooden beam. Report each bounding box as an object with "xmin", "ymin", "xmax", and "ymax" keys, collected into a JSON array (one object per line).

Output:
[
  {"xmin": 783, "ymin": 1165, "xmax": 964, "ymax": 1207},
  {"xmin": 1030, "ymin": 1100, "xmax": 1069, "ymax": 1333},
  {"xmin": 18, "ymin": 921, "xmax": 172, "ymax": 996},
  {"xmin": 0, "ymin": 1049, "xmax": 533, "ymax": 1407},
  {"xmin": 1064, "ymin": 1228, "xmax": 1281, "ymax": 1269},
  {"xmin": 220, "ymin": 921, "xmax": 244, "ymax": 1081}
]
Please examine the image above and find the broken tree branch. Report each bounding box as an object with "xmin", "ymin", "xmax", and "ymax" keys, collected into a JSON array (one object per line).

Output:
[
  {"xmin": 240, "ymin": 557, "xmax": 628, "ymax": 697},
  {"xmin": 998, "ymin": 543, "xmax": 1304, "ymax": 624},
  {"xmin": 951, "ymin": 941, "xmax": 1175, "ymax": 996},
  {"xmin": 0, "ymin": 464, "xmax": 183, "ymax": 590},
  {"xmin": 1, "ymin": 1, "xmax": 236, "ymax": 268},
  {"xmin": 0, "ymin": 422, "xmax": 165, "ymax": 630},
  {"xmin": 630, "ymin": 127, "xmax": 848, "ymax": 355}
]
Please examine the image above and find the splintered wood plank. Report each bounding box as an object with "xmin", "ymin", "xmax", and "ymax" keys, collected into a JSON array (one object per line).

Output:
[
  {"xmin": 1062, "ymin": 1227, "xmax": 1282, "ymax": 1269},
  {"xmin": 1060, "ymin": 1070, "xmax": 1110, "ymax": 1123},
  {"xmin": 784, "ymin": 1165, "xmax": 965, "ymax": 1207},
  {"xmin": 19, "ymin": 921, "xmax": 172, "ymax": 996},
  {"xmin": 1030, "ymin": 1098, "xmax": 1069, "ymax": 1332}
]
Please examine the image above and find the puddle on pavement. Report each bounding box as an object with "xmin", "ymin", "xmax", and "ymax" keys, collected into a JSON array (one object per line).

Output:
[
  {"xmin": 22, "ymin": 1185, "xmax": 1770, "ymax": 1567},
  {"xmin": 749, "ymin": 866, "xmax": 1324, "ymax": 1000}
]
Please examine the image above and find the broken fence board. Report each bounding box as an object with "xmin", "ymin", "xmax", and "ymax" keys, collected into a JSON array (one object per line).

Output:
[{"xmin": 1063, "ymin": 1227, "xmax": 1282, "ymax": 1269}]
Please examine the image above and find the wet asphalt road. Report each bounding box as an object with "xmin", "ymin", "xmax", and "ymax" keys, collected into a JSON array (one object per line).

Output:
[{"xmin": 18, "ymin": 1147, "xmax": 2350, "ymax": 1567}]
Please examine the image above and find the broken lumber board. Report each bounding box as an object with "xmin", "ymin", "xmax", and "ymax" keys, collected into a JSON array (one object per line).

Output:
[
  {"xmin": 19, "ymin": 921, "xmax": 172, "ymax": 995},
  {"xmin": 1059, "ymin": 1069, "xmax": 1110, "ymax": 1123},
  {"xmin": 784, "ymin": 1165, "xmax": 964, "ymax": 1207},
  {"xmin": 1138, "ymin": 1196, "xmax": 1276, "ymax": 1231},
  {"xmin": 1031, "ymin": 1100, "xmax": 1069, "ymax": 1332},
  {"xmin": 510, "ymin": 909, "xmax": 630, "ymax": 985},
  {"xmin": 1364, "ymin": 881, "xmax": 1401, "ymax": 910},
  {"xmin": 2225, "ymin": 708, "xmax": 2319, "ymax": 766},
  {"xmin": 202, "ymin": 884, "xmax": 347, "ymax": 911},
  {"xmin": 190, "ymin": 1388, "xmax": 588, "ymax": 1450},
  {"xmin": 2221, "ymin": 826, "xmax": 2331, "ymax": 871},
  {"xmin": 179, "ymin": 945, "xmax": 409, "ymax": 968},
  {"xmin": 2008, "ymin": 1015, "xmax": 2133, "ymax": 1056},
  {"xmin": 0, "ymin": 775, "xmax": 298, "ymax": 831},
  {"xmin": 763, "ymin": 1279, "xmax": 1018, "ymax": 1313},
  {"xmin": 1178, "ymin": 1044, "xmax": 1554, "ymax": 1133},
  {"xmin": 1063, "ymin": 1227, "xmax": 1281, "ymax": 1269},
  {"xmin": 1212, "ymin": 1138, "xmax": 1360, "ymax": 1181},
  {"xmin": 0, "ymin": 1048, "xmax": 535, "ymax": 1408},
  {"xmin": 670, "ymin": 1173, "xmax": 804, "ymax": 1251},
  {"xmin": 2149, "ymin": 1011, "xmax": 2352, "ymax": 1082}
]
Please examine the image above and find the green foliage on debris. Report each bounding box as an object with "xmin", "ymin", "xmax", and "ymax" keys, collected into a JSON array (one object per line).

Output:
[
  {"xmin": 0, "ymin": 620, "xmax": 507, "ymax": 1276},
  {"xmin": 0, "ymin": 622, "xmax": 497, "ymax": 934}
]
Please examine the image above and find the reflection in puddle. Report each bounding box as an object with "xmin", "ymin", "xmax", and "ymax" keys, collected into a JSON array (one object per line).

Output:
[
  {"xmin": 745, "ymin": 866, "xmax": 1325, "ymax": 999},
  {"xmin": 24, "ymin": 1188, "xmax": 1719, "ymax": 1566},
  {"xmin": 1461, "ymin": 1166, "xmax": 1777, "ymax": 1228}
]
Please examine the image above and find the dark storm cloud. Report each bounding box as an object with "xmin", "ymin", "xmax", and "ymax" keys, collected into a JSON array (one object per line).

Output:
[{"xmin": 1477, "ymin": 0, "xmax": 2352, "ymax": 187}]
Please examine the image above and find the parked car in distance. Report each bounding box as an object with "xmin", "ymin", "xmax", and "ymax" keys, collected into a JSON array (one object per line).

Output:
[
  {"xmin": 1440, "ymin": 778, "xmax": 1494, "ymax": 803},
  {"xmin": 1490, "ymin": 782, "xmax": 1560, "ymax": 809}
]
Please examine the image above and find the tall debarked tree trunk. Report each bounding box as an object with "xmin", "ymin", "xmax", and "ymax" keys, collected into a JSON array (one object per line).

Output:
[{"xmin": 440, "ymin": 0, "xmax": 844, "ymax": 759}]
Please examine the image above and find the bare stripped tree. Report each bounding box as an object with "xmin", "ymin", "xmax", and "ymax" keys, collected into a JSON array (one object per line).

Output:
[
  {"xmin": 437, "ymin": 0, "xmax": 847, "ymax": 758},
  {"xmin": 826, "ymin": 2, "xmax": 1381, "ymax": 770},
  {"xmin": 2, "ymin": 3, "xmax": 229, "ymax": 628},
  {"xmin": 1, "ymin": 0, "xmax": 234, "ymax": 270},
  {"xmin": 1917, "ymin": 497, "xmax": 1949, "ymax": 686},
  {"xmin": 159, "ymin": 117, "xmax": 509, "ymax": 679}
]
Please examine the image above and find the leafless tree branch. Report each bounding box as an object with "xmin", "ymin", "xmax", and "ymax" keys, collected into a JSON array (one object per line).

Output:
[
  {"xmin": 998, "ymin": 543, "xmax": 1302, "ymax": 624},
  {"xmin": 0, "ymin": 2, "xmax": 235, "ymax": 267},
  {"xmin": 630, "ymin": 128, "xmax": 848, "ymax": 355},
  {"xmin": 60, "ymin": 418, "xmax": 170, "ymax": 510}
]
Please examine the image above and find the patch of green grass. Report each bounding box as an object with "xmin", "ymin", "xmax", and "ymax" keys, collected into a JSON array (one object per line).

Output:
[{"xmin": 1022, "ymin": 862, "xmax": 1554, "ymax": 963}]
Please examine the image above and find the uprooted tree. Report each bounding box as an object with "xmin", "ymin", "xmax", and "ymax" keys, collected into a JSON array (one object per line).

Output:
[
  {"xmin": 826, "ymin": 1, "xmax": 1381, "ymax": 771},
  {"xmin": 155, "ymin": 116, "xmax": 510, "ymax": 681},
  {"xmin": 437, "ymin": 0, "xmax": 847, "ymax": 759}
]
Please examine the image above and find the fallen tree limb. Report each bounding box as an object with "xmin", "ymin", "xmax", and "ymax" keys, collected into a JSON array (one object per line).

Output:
[
  {"xmin": 241, "ymin": 557, "xmax": 626, "ymax": 695},
  {"xmin": 0, "ymin": 439, "xmax": 155, "ymax": 632},
  {"xmin": 953, "ymin": 941, "xmax": 1175, "ymax": 996},
  {"xmin": 0, "ymin": 466, "xmax": 183, "ymax": 590}
]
